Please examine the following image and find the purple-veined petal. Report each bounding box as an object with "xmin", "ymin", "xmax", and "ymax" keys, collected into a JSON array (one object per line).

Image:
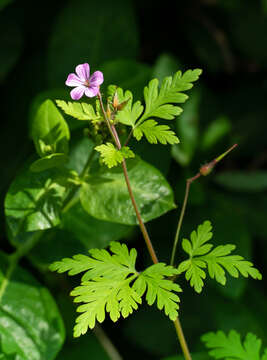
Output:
[
  {"xmin": 70, "ymin": 86, "xmax": 85, "ymax": 100},
  {"xmin": 65, "ymin": 73, "xmax": 84, "ymax": 87},
  {"xmin": 85, "ymin": 86, "xmax": 99, "ymax": 98},
  {"xmin": 75, "ymin": 63, "xmax": 90, "ymax": 81},
  {"xmin": 90, "ymin": 71, "xmax": 104, "ymax": 86}
]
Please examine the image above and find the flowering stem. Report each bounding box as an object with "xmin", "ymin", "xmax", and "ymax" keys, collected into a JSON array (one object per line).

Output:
[
  {"xmin": 170, "ymin": 173, "xmax": 201, "ymax": 266},
  {"xmin": 170, "ymin": 143, "xmax": 238, "ymax": 267},
  {"xmin": 97, "ymin": 92, "xmax": 194, "ymax": 359}
]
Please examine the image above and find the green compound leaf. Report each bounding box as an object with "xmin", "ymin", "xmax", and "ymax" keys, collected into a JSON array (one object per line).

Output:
[
  {"xmin": 80, "ymin": 158, "xmax": 175, "ymax": 225},
  {"xmin": 0, "ymin": 252, "xmax": 65, "ymax": 360},
  {"xmin": 4, "ymin": 166, "xmax": 66, "ymax": 236},
  {"xmin": 50, "ymin": 242, "xmax": 181, "ymax": 337},
  {"xmin": 133, "ymin": 263, "xmax": 181, "ymax": 321},
  {"xmin": 133, "ymin": 119, "xmax": 179, "ymax": 144},
  {"xmin": 56, "ymin": 100, "xmax": 100, "ymax": 121},
  {"xmin": 31, "ymin": 99, "xmax": 70, "ymax": 157},
  {"xmin": 139, "ymin": 69, "xmax": 202, "ymax": 124},
  {"xmin": 108, "ymin": 86, "xmax": 144, "ymax": 127},
  {"xmin": 177, "ymin": 221, "xmax": 262, "ymax": 293},
  {"xmin": 95, "ymin": 142, "xmax": 135, "ymax": 168},
  {"xmin": 202, "ymin": 330, "xmax": 267, "ymax": 360}
]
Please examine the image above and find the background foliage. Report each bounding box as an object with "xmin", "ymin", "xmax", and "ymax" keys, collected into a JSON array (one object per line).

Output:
[{"xmin": 0, "ymin": 0, "xmax": 267, "ymax": 359}]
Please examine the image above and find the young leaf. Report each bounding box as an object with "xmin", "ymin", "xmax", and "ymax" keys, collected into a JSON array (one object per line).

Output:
[
  {"xmin": 133, "ymin": 263, "xmax": 181, "ymax": 320},
  {"xmin": 202, "ymin": 330, "xmax": 267, "ymax": 360},
  {"xmin": 50, "ymin": 242, "xmax": 181, "ymax": 336},
  {"xmin": 108, "ymin": 86, "xmax": 143, "ymax": 127},
  {"xmin": 177, "ymin": 221, "xmax": 262, "ymax": 293},
  {"xmin": 138, "ymin": 69, "xmax": 202, "ymax": 125},
  {"xmin": 95, "ymin": 142, "xmax": 135, "ymax": 168},
  {"xmin": 133, "ymin": 120, "xmax": 179, "ymax": 144},
  {"xmin": 56, "ymin": 100, "xmax": 100, "ymax": 121}
]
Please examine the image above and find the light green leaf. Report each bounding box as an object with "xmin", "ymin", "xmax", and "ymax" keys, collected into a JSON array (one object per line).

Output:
[
  {"xmin": 50, "ymin": 242, "xmax": 181, "ymax": 336},
  {"xmin": 31, "ymin": 99, "xmax": 70, "ymax": 157},
  {"xmin": 0, "ymin": 252, "xmax": 65, "ymax": 360},
  {"xmin": 113, "ymin": 88, "xmax": 144, "ymax": 127},
  {"xmin": 80, "ymin": 158, "xmax": 175, "ymax": 225},
  {"xmin": 95, "ymin": 143, "xmax": 135, "ymax": 168},
  {"xmin": 50, "ymin": 242, "xmax": 140, "ymax": 336},
  {"xmin": 56, "ymin": 100, "xmax": 100, "ymax": 121},
  {"xmin": 202, "ymin": 330, "xmax": 267, "ymax": 360},
  {"xmin": 4, "ymin": 166, "xmax": 66, "ymax": 236},
  {"xmin": 138, "ymin": 69, "xmax": 202, "ymax": 125},
  {"xmin": 133, "ymin": 263, "xmax": 181, "ymax": 321},
  {"xmin": 30, "ymin": 153, "xmax": 68, "ymax": 172},
  {"xmin": 177, "ymin": 221, "xmax": 262, "ymax": 293},
  {"xmin": 133, "ymin": 120, "xmax": 179, "ymax": 145}
]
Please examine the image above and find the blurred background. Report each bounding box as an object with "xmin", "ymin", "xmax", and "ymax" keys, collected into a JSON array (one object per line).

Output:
[{"xmin": 0, "ymin": 0, "xmax": 267, "ymax": 359}]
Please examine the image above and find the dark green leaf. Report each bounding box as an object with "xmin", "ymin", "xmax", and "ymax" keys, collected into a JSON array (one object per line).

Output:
[
  {"xmin": 0, "ymin": 252, "xmax": 65, "ymax": 359},
  {"xmin": 0, "ymin": 15, "xmax": 22, "ymax": 82},
  {"xmin": 61, "ymin": 202, "xmax": 133, "ymax": 250},
  {"xmin": 172, "ymin": 89, "xmax": 200, "ymax": 166},
  {"xmin": 214, "ymin": 171, "xmax": 267, "ymax": 192},
  {"xmin": 8, "ymin": 201, "xmax": 133, "ymax": 270},
  {"xmin": 57, "ymin": 334, "xmax": 109, "ymax": 360},
  {"xmin": 100, "ymin": 59, "xmax": 151, "ymax": 99},
  {"xmin": 4, "ymin": 166, "xmax": 66, "ymax": 236},
  {"xmin": 31, "ymin": 99, "xmax": 70, "ymax": 157},
  {"xmin": 47, "ymin": 0, "xmax": 139, "ymax": 87},
  {"xmin": 162, "ymin": 353, "xmax": 210, "ymax": 360},
  {"xmin": 80, "ymin": 158, "xmax": 176, "ymax": 225},
  {"xmin": 30, "ymin": 153, "xmax": 68, "ymax": 172},
  {"xmin": 201, "ymin": 116, "xmax": 231, "ymax": 151},
  {"xmin": 153, "ymin": 53, "xmax": 182, "ymax": 84}
]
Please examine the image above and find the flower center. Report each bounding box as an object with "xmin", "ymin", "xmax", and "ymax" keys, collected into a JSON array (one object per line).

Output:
[{"xmin": 84, "ymin": 79, "xmax": 90, "ymax": 87}]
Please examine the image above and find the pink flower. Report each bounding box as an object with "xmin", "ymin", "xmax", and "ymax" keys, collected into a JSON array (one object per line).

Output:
[{"xmin": 65, "ymin": 63, "xmax": 104, "ymax": 100}]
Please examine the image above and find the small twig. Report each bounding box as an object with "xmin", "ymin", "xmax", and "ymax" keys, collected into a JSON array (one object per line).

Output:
[
  {"xmin": 94, "ymin": 325, "xmax": 123, "ymax": 360},
  {"xmin": 170, "ymin": 144, "xmax": 237, "ymax": 267}
]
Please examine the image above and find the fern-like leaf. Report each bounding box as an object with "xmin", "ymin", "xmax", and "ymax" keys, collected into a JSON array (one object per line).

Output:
[
  {"xmin": 133, "ymin": 263, "xmax": 181, "ymax": 320},
  {"xmin": 133, "ymin": 120, "xmax": 179, "ymax": 144},
  {"xmin": 177, "ymin": 221, "xmax": 262, "ymax": 293},
  {"xmin": 202, "ymin": 330, "xmax": 267, "ymax": 360},
  {"xmin": 138, "ymin": 69, "xmax": 202, "ymax": 125},
  {"xmin": 50, "ymin": 242, "xmax": 182, "ymax": 336},
  {"xmin": 95, "ymin": 142, "xmax": 135, "ymax": 168},
  {"xmin": 56, "ymin": 100, "xmax": 100, "ymax": 121},
  {"xmin": 108, "ymin": 85, "xmax": 144, "ymax": 127}
]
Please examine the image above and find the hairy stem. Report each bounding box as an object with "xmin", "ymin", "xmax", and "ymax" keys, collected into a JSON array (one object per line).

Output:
[
  {"xmin": 97, "ymin": 92, "xmax": 191, "ymax": 359},
  {"xmin": 170, "ymin": 173, "xmax": 201, "ymax": 267},
  {"xmin": 170, "ymin": 143, "xmax": 237, "ymax": 266}
]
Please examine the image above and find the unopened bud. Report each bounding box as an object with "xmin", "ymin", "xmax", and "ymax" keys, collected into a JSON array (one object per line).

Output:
[
  {"xmin": 199, "ymin": 162, "xmax": 214, "ymax": 176},
  {"xmin": 113, "ymin": 92, "xmax": 119, "ymax": 108}
]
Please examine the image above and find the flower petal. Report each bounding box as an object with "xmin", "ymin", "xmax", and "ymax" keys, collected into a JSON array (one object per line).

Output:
[
  {"xmin": 75, "ymin": 63, "xmax": 90, "ymax": 81},
  {"xmin": 70, "ymin": 86, "xmax": 85, "ymax": 100},
  {"xmin": 85, "ymin": 86, "xmax": 99, "ymax": 98},
  {"xmin": 90, "ymin": 71, "xmax": 104, "ymax": 86},
  {"xmin": 65, "ymin": 73, "xmax": 83, "ymax": 87}
]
